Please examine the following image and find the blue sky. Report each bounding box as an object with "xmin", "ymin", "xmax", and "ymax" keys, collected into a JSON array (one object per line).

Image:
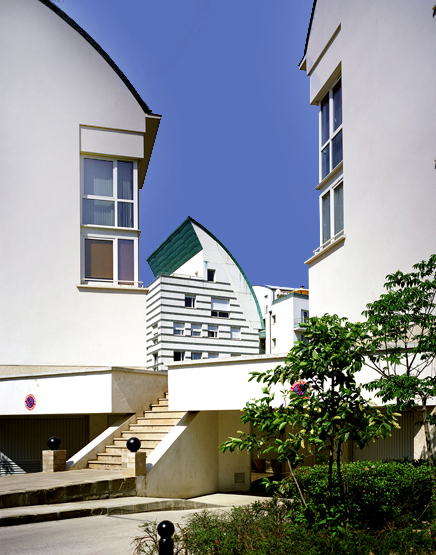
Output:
[{"xmin": 58, "ymin": 0, "xmax": 318, "ymax": 289}]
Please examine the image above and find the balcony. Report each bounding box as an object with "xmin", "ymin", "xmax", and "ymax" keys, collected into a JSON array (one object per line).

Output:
[{"xmin": 294, "ymin": 318, "xmax": 308, "ymax": 331}]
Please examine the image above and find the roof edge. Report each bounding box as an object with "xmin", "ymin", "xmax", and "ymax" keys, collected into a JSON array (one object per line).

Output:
[
  {"xmin": 299, "ymin": 0, "xmax": 317, "ymax": 68},
  {"xmin": 37, "ymin": 0, "xmax": 157, "ymax": 116},
  {"xmin": 188, "ymin": 217, "xmax": 265, "ymax": 330}
]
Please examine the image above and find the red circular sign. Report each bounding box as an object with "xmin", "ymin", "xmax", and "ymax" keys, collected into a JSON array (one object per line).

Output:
[
  {"xmin": 25, "ymin": 394, "xmax": 36, "ymax": 411},
  {"xmin": 290, "ymin": 380, "xmax": 308, "ymax": 397}
]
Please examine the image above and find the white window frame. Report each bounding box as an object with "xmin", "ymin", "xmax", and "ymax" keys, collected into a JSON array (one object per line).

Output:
[
  {"xmin": 185, "ymin": 295, "xmax": 196, "ymax": 308},
  {"xmin": 208, "ymin": 325, "xmax": 218, "ymax": 338},
  {"xmin": 230, "ymin": 327, "xmax": 241, "ymax": 340},
  {"xmin": 211, "ymin": 298, "xmax": 230, "ymax": 318},
  {"xmin": 208, "ymin": 353, "xmax": 219, "ymax": 359},
  {"xmin": 191, "ymin": 352, "xmax": 202, "ymax": 360},
  {"xmin": 319, "ymin": 178, "xmax": 344, "ymax": 249},
  {"xmin": 173, "ymin": 322, "xmax": 185, "ymax": 336},
  {"xmin": 80, "ymin": 156, "xmax": 139, "ymax": 286},
  {"xmin": 319, "ymin": 77, "xmax": 343, "ymax": 182},
  {"xmin": 81, "ymin": 157, "xmax": 138, "ymax": 230},
  {"xmin": 207, "ymin": 269, "xmax": 216, "ymax": 282},
  {"xmin": 80, "ymin": 230, "xmax": 139, "ymax": 286},
  {"xmin": 173, "ymin": 351, "xmax": 185, "ymax": 362},
  {"xmin": 190, "ymin": 324, "xmax": 201, "ymax": 337}
]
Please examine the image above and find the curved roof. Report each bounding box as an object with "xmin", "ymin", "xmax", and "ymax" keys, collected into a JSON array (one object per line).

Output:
[
  {"xmin": 38, "ymin": 0, "xmax": 159, "ymax": 116},
  {"xmin": 147, "ymin": 217, "xmax": 264, "ymax": 329}
]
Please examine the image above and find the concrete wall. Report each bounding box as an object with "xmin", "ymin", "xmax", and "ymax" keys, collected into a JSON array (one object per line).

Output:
[
  {"xmin": 0, "ymin": 0, "xmax": 154, "ymax": 367},
  {"xmin": 303, "ymin": 0, "xmax": 436, "ymax": 322},
  {"xmin": 144, "ymin": 410, "xmax": 251, "ymax": 498},
  {"xmin": 0, "ymin": 367, "xmax": 167, "ymax": 415},
  {"xmin": 168, "ymin": 354, "xmax": 287, "ymax": 411}
]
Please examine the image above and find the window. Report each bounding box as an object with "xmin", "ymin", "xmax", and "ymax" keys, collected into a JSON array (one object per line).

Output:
[
  {"xmin": 320, "ymin": 79, "xmax": 342, "ymax": 180},
  {"xmin": 320, "ymin": 180, "xmax": 344, "ymax": 246},
  {"xmin": 191, "ymin": 352, "xmax": 202, "ymax": 360},
  {"xmin": 211, "ymin": 298, "xmax": 230, "ymax": 318},
  {"xmin": 208, "ymin": 325, "xmax": 218, "ymax": 338},
  {"xmin": 207, "ymin": 269, "xmax": 216, "ymax": 282},
  {"xmin": 208, "ymin": 353, "xmax": 219, "ymax": 359},
  {"xmin": 173, "ymin": 322, "xmax": 184, "ymax": 336},
  {"xmin": 173, "ymin": 351, "xmax": 185, "ymax": 362},
  {"xmin": 272, "ymin": 338, "xmax": 276, "ymax": 348},
  {"xmin": 272, "ymin": 315, "xmax": 276, "ymax": 325},
  {"xmin": 81, "ymin": 157, "xmax": 138, "ymax": 286},
  {"xmin": 152, "ymin": 324, "xmax": 158, "ymax": 345},
  {"xmin": 84, "ymin": 237, "xmax": 135, "ymax": 285},
  {"xmin": 83, "ymin": 158, "xmax": 136, "ymax": 228},
  {"xmin": 230, "ymin": 327, "xmax": 241, "ymax": 340},
  {"xmin": 185, "ymin": 295, "xmax": 195, "ymax": 308},
  {"xmin": 191, "ymin": 324, "xmax": 201, "ymax": 337},
  {"xmin": 301, "ymin": 310, "xmax": 309, "ymax": 323}
]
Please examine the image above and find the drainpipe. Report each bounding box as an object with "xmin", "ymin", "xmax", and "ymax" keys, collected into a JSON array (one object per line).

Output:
[{"xmin": 268, "ymin": 310, "xmax": 272, "ymax": 354}]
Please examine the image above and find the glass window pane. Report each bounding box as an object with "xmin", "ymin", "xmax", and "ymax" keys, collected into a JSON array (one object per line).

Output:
[
  {"xmin": 118, "ymin": 239, "xmax": 134, "ymax": 284},
  {"xmin": 333, "ymin": 80, "xmax": 342, "ymax": 131},
  {"xmin": 321, "ymin": 145, "xmax": 330, "ymax": 179},
  {"xmin": 117, "ymin": 161, "xmax": 133, "ymax": 200},
  {"xmin": 322, "ymin": 193, "xmax": 331, "ymax": 244},
  {"xmin": 334, "ymin": 183, "xmax": 344, "ymax": 235},
  {"xmin": 321, "ymin": 93, "xmax": 330, "ymax": 145},
  {"xmin": 117, "ymin": 202, "xmax": 133, "ymax": 228},
  {"xmin": 332, "ymin": 129, "xmax": 343, "ymax": 169},
  {"xmin": 191, "ymin": 352, "xmax": 202, "ymax": 360},
  {"xmin": 82, "ymin": 199, "xmax": 114, "ymax": 226},
  {"xmin": 85, "ymin": 239, "xmax": 113, "ymax": 280},
  {"xmin": 84, "ymin": 159, "xmax": 113, "ymax": 196},
  {"xmin": 191, "ymin": 324, "xmax": 201, "ymax": 336}
]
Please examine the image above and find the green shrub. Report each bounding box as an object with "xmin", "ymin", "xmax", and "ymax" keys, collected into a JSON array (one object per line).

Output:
[
  {"xmin": 132, "ymin": 500, "xmax": 436, "ymax": 555},
  {"xmin": 282, "ymin": 460, "xmax": 434, "ymax": 528}
]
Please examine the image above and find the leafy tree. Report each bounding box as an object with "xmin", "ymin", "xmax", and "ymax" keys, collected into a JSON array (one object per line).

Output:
[
  {"xmin": 363, "ymin": 254, "xmax": 436, "ymax": 467},
  {"xmin": 220, "ymin": 314, "xmax": 399, "ymax": 520}
]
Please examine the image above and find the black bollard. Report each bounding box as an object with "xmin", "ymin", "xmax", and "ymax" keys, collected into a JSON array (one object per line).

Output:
[
  {"xmin": 47, "ymin": 436, "xmax": 61, "ymax": 451},
  {"xmin": 158, "ymin": 520, "xmax": 175, "ymax": 555}
]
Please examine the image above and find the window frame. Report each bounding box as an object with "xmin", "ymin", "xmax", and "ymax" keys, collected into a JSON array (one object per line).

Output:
[
  {"xmin": 211, "ymin": 298, "xmax": 230, "ymax": 318},
  {"xmin": 319, "ymin": 78, "xmax": 343, "ymax": 181},
  {"xmin": 81, "ymin": 231, "xmax": 139, "ymax": 286},
  {"xmin": 191, "ymin": 352, "xmax": 202, "ymax": 360},
  {"xmin": 81, "ymin": 157, "xmax": 138, "ymax": 230},
  {"xmin": 173, "ymin": 322, "xmax": 185, "ymax": 336},
  {"xmin": 230, "ymin": 327, "xmax": 241, "ymax": 340},
  {"xmin": 208, "ymin": 325, "xmax": 218, "ymax": 338},
  {"xmin": 319, "ymin": 178, "xmax": 344, "ymax": 248},
  {"xmin": 80, "ymin": 156, "xmax": 139, "ymax": 287},
  {"xmin": 173, "ymin": 351, "xmax": 185, "ymax": 362},
  {"xmin": 190, "ymin": 324, "xmax": 201, "ymax": 337},
  {"xmin": 185, "ymin": 295, "xmax": 196, "ymax": 308},
  {"xmin": 207, "ymin": 269, "xmax": 216, "ymax": 282}
]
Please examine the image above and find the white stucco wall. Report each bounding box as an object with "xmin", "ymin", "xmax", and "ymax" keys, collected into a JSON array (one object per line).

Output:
[
  {"xmin": 304, "ymin": 0, "xmax": 436, "ymax": 321},
  {"xmin": 0, "ymin": 0, "xmax": 155, "ymax": 366},
  {"xmin": 0, "ymin": 367, "xmax": 168, "ymax": 415},
  {"xmin": 168, "ymin": 354, "xmax": 287, "ymax": 411}
]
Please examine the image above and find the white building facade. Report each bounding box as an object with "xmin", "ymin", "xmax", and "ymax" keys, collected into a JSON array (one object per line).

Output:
[
  {"xmin": 0, "ymin": 0, "xmax": 164, "ymax": 473},
  {"xmin": 253, "ymin": 285, "xmax": 309, "ymax": 354},
  {"xmin": 146, "ymin": 218, "xmax": 263, "ymax": 370},
  {"xmin": 300, "ymin": 0, "xmax": 436, "ymax": 322}
]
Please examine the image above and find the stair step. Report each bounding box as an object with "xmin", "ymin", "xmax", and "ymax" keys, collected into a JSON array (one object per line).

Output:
[
  {"xmin": 142, "ymin": 411, "xmax": 185, "ymax": 419},
  {"xmin": 151, "ymin": 404, "xmax": 168, "ymax": 411},
  {"xmin": 126, "ymin": 428, "xmax": 167, "ymax": 439},
  {"xmin": 96, "ymin": 454, "xmax": 121, "ymax": 462},
  {"xmin": 88, "ymin": 461, "xmax": 122, "ymax": 470}
]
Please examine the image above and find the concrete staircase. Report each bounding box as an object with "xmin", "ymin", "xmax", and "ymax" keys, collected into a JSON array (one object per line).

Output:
[{"xmin": 88, "ymin": 394, "xmax": 186, "ymax": 470}]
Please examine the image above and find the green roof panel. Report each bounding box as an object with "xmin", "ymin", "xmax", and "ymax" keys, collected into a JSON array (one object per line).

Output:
[{"xmin": 147, "ymin": 218, "xmax": 202, "ymax": 277}]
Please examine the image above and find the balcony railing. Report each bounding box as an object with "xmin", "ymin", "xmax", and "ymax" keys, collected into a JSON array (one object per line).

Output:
[{"xmin": 294, "ymin": 318, "xmax": 309, "ymax": 329}]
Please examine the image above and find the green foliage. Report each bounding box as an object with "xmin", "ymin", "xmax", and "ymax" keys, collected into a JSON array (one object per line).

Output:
[
  {"xmin": 363, "ymin": 254, "xmax": 436, "ymax": 466},
  {"xmin": 132, "ymin": 500, "xmax": 436, "ymax": 555},
  {"xmin": 220, "ymin": 314, "xmax": 399, "ymax": 516},
  {"xmin": 281, "ymin": 460, "xmax": 435, "ymax": 529}
]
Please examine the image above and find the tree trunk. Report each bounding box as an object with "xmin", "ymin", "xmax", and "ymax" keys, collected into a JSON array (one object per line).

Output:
[{"xmin": 421, "ymin": 396, "xmax": 436, "ymax": 468}]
